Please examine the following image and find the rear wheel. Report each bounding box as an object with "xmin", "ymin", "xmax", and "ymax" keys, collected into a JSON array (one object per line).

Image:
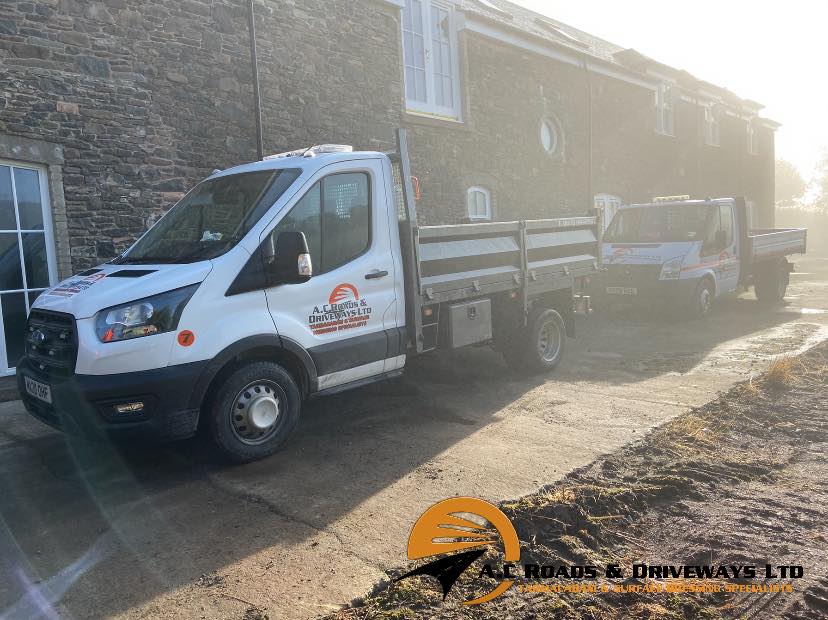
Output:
[
  {"xmin": 503, "ymin": 308, "xmax": 567, "ymax": 373},
  {"xmin": 207, "ymin": 361, "xmax": 301, "ymax": 463},
  {"xmin": 755, "ymin": 259, "xmax": 788, "ymax": 302}
]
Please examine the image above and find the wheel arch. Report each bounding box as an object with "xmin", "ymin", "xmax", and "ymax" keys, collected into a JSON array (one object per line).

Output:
[
  {"xmin": 187, "ymin": 335, "xmax": 318, "ymax": 421},
  {"xmin": 532, "ymin": 288, "xmax": 575, "ymax": 336}
]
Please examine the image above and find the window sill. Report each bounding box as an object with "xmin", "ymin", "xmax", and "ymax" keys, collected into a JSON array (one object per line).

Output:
[
  {"xmin": 404, "ymin": 110, "xmax": 467, "ymax": 130},
  {"xmin": 655, "ymin": 130, "xmax": 675, "ymax": 138}
]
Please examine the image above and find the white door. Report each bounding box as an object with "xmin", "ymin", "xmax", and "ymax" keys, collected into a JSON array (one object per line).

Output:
[
  {"xmin": 263, "ymin": 160, "xmax": 399, "ymax": 390},
  {"xmin": 0, "ymin": 161, "xmax": 58, "ymax": 375},
  {"xmin": 717, "ymin": 203, "xmax": 740, "ymax": 293},
  {"xmin": 595, "ymin": 193, "xmax": 623, "ymax": 232}
]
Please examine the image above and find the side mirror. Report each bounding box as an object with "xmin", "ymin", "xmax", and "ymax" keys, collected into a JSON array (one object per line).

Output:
[{"xmin": 266, "ymin": 231, "xmax": 312, "ymax": 285}]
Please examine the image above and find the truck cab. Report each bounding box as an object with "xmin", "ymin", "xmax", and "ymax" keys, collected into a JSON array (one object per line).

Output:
[
  {"xmin": 19, "ymin": 144, "xmax": 408, "ymax": 461},
  {"xmin": 600, "ymin": 196, "xmax": 806, "ymax": 317}
]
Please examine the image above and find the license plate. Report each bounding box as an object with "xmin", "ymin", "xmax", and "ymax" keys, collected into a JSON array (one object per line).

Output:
[
  {"xmin": 606, "ymin": 286, "xmax": 638, "ymax": 295},
  {"xmin": 24, "ymin": 376, "xmax": 52, "ymax": 404}
]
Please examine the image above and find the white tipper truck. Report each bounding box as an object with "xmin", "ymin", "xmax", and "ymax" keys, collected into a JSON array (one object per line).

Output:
[
  {"xmin": 599, "ymin": 196, "xmax": 807, "ymax": 317},
  {"xmin": 18, "ymin": 130, "xmax": 600, "ymax": 462}
]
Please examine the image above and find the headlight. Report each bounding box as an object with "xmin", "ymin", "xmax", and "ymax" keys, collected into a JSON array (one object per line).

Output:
[
  {"xmin": 96, "ymin": 284, "xmax": 199, "ymax": 343},
  {"xmin": 659, "ymin": 256, "xmax": 684, "ymax": 280}
]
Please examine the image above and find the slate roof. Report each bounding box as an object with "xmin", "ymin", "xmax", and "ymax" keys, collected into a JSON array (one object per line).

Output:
[{"xmin": 462, "ymin": 0, "xmax": 768, "ymax": 116}]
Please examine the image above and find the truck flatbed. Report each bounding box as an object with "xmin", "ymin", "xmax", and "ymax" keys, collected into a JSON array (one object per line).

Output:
[
  {"xmin": 417, "ymin": 217, "xmax": 599, "ymax": 304},
  {"xmin": 747, "ymin": 228, "xmax": 807, "ymax": 263},
  {"xmin": 390, "ymin": 129, "xmax": 599, "ymax": 353}
]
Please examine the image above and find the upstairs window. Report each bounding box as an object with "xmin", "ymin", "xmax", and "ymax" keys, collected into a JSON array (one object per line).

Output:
[
  {"xmin": 655, "ymin": 83, "xmax": 675, "ymax": 136},
  {"xmin": 747, "ymin": 119, "xmax": 758, "ymax": 155},
  {"xmin": 402, "ymin": 0, "xmax": 461, "ymax": 119},
  {"xmin": 704, "ymin": 104, "xmax": 721, "ymax": 146},
  {"xmin": 467, "ymin": 187, "xmax": 491, "ymax": 221}
]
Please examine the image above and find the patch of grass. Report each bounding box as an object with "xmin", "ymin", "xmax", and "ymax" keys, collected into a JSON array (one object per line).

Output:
[
  {"xmin": 762, "ymin": 356, "xmax": 800, "ymax": 389},
  {"xmin": 660, "ymin": 414, "xmax": 723, "ymax": 447},
  {"xmin": 542, "ymin": 487, "xmax": 578, "ymax": 504}
]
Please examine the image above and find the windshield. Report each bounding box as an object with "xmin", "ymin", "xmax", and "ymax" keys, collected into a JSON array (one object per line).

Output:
[
  {"xmin": 604, "ymin": 204, "xmax": 715, "ymax": 243},
  {"xmin": 118, "ymin": 169, "xmax": 301, "ymax": 264}
]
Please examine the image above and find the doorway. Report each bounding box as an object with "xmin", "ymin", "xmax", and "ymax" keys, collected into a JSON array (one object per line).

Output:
[{"xmin": 0, "ymin": 160, "xmax": 58, "ymax": 375}]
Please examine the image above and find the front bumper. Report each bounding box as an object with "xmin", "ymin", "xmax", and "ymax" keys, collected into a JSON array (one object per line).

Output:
[
  {"xmin": 594, "ymin": 265, "xmax": 700, "ymax": 305},
  {"xmin": 17, "ymin": 358, "xmax": 207, "ymax": 442}
]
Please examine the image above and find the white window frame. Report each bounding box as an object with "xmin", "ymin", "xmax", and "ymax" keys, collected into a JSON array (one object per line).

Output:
[
  {"xmin": 704, "ymin": 104, "xmax": 721, "ymax": 147},
  {"xmin": 401, "ymin": 0, "xmax": 462, "ymax": 120},
  {"xmin": 747, "ymin": 118, "xmax": 758, "ymax": 155},
  {"xmin": 655, "ymin": 83, "xmax": 675, "ymax": 136},
  {"xmin": 466, "ymin": 186, "xmax": 491, "ymax": 221},
  {"xmin": 0, "ymin": 160, "xmax": 59, "ymax": 375},
  {"xmin": 594, "ymin": 193, "xmax": 623, "ymax": 232}
]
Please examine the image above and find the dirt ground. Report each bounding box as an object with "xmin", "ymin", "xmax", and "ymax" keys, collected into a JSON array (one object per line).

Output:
[
  {"xmin": 0, "ymin": 255, "xmax": 827, "ymax": 620},
  {"xmin": 331, "ymin": 342, "xmax": 828, "ymax": 620}
]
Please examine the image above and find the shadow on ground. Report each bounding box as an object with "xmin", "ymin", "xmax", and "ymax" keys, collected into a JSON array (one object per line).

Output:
[{"xmin": 1, "ymin": 259, "xmax": 825, "ymax": 618}]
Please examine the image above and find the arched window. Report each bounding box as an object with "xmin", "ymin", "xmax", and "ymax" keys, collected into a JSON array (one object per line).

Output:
[
  {"xmin": 466, "ymin": 186, "xmax": 491, "ymax": 221},
  {"xmin": 594, "ymin": 193, "xmax": 624, "ymax": 232}
]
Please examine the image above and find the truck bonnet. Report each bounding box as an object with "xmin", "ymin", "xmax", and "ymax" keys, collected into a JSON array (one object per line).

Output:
[
  {"xmin": 32, "ymin": 262, "xmax": 212, "ymax": 319},
  {"xmin": 603, "ymin": 241, "xmax": 697, "ymax": 265}
]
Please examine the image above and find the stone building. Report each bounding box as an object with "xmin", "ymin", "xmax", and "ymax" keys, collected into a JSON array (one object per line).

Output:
[{"xmin": 0, "ymin": 0, "xmax": 777, "ymax": 373}]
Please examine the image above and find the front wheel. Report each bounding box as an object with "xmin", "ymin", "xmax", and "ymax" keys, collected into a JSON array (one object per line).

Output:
[
  {"xmin": 688, "ymin": 278, "xmax": 714, "ymax": 319},
  {"xmin": 207, "ymin": 361, "xmax": 301, "ymax": 463},
  {"xmin": 503, "ymin": 308, "xmax": 567, "ymax": 373}
]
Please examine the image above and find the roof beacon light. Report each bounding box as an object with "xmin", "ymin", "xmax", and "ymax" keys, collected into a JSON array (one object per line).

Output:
[
  {"xmin": 653, "ymin": 195, "xmax": 691, "ymax": 202},
  {"xmin": 264, "ymin": 144, "xmax": 353, "ymax": 160}
]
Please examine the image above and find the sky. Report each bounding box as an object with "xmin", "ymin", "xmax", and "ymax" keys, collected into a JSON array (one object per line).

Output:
[{"xmin": 512, "ymin": 0, "xmax": 826, "ymax": 181}]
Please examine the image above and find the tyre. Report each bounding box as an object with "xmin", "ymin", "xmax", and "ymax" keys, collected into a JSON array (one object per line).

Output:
[
  {"xmin": 207, "ymin": 361, "xmax": 301, "ymax": 463},
  {"xmin": 688, "ymin": 278, "xmax": 714, "ymax": 319},
  {"xmin": 503, "ymin": 308, "xmax": 567, "ymax": 373},
  {"xmin": 755, "ymin": 260, "xmax": 788, "ymax": 302}
]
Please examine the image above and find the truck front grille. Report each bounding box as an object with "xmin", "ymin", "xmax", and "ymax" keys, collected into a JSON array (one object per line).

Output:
[
  {"xmin": 604, "ymin": 264, "xmax": 662, "ymax": 285},
  {"xmin": 25, "ymin": 309, "xmax": 78, "ymax": 378}
]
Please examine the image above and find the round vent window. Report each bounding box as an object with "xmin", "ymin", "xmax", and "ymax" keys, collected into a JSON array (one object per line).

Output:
[{"xmin": 540, "ymin": 118, "xmax": 559, "ymax": 154}]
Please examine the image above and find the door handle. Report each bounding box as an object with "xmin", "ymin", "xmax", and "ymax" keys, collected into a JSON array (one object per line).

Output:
[{"xmin": 365, "ymin": 270, "xmax": 388, "ymax": 280}]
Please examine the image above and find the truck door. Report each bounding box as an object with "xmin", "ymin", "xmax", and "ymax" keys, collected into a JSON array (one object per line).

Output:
[
  {"xmin": 262, "ymin": 159, "xmax": 399, "ymax": 391},
  {"xmin": 717, "ymin": 203, "xmax": 739, "ymax": 293},
  {"xmin": 700, "ymin": 203, "xmax": 738, "ymax": 295}
]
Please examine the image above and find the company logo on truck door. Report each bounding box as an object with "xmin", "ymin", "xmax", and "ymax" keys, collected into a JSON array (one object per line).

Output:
[
  {"xmin": 329, "ymin": 283, "xmax": 359, "ymax": 305},
  {"xmin": 309, "ymin": 283, "xmax": 372, "ymax": 336}
]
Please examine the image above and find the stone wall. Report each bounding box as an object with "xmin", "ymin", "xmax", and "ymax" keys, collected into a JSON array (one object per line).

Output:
[
  {"xmin": 0, "ymin": 0, "xmax": 402, "ymax": 271},
  {"xmin": 405, "ymin": 33, "xmax": 592, "ymax": 225},
  {"xmin": 0, "ymin": 0, "xmax": 776, "ymax": 273}
]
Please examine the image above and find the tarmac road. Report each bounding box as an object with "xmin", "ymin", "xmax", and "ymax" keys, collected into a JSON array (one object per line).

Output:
[{"xmin": 1, "ymin": 255, "xmax": 827, "ymax": 620}]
